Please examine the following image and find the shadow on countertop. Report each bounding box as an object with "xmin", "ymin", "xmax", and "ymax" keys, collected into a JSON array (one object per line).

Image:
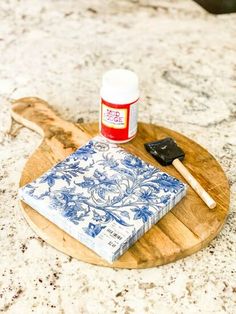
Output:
[{"xmin": 194, "ymin": 0, "xmax": 236, "ymax": 14}]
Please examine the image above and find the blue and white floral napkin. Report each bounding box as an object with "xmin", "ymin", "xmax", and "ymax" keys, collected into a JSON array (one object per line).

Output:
[{"xmin": 19, "ymin": 136, "xmax": 187, "ymax": 263}]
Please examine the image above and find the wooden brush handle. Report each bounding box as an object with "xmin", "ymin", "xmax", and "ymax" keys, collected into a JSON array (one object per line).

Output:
[{"xmin": 172, "ymin": 158, "xmax": 216, "ymax": 209}]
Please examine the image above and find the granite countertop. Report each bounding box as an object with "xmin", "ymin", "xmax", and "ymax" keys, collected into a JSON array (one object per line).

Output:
[{"xmin": 0, "ymin": 1, "xmax": 236, "ymax": 313}]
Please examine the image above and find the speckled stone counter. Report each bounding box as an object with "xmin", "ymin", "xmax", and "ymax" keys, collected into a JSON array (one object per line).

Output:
[{"xmin": 0, "ymin": 1, "xmax": 236, "ymax": 313}]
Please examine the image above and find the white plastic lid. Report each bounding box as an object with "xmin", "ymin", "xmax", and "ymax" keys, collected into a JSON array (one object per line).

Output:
[{"xmin": 100, "ymin": 69, "xmax": 139, "ymax": 105}]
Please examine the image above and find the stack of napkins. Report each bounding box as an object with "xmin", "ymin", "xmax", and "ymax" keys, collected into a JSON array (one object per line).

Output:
[{"xmin": 19, "ymin": 136, "xmax": 187, "ymax": 263}]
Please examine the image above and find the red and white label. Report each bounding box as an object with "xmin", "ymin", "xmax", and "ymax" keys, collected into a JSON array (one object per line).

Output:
[
  {"xmin": 100, "ymin": 98, "xmax": 138, "ymax": 143},
  {"xmin": 102, "ymin": 104, "xmax": 127, "ymax": 129}
]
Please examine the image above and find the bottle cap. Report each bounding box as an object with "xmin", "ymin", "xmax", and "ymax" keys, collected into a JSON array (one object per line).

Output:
[{"xmin": 101, "ymin": 69, "xmax": 139, "ymax": 104}]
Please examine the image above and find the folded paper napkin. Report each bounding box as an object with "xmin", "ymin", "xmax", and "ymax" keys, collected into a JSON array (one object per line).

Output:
[{"xmin": 19, "ymin": 136, "xmax": 187, "ymax": 263}]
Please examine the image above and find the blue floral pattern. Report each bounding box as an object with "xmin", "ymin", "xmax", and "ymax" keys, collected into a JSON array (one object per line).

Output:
[{"xmin": 19, "ymin": 136, "xmax": 186, "ymax": 262}]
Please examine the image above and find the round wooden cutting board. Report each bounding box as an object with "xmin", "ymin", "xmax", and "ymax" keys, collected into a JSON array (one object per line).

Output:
[{"xmin": 11, "ymin": 97, "xmax": 230, "ymax": 269}]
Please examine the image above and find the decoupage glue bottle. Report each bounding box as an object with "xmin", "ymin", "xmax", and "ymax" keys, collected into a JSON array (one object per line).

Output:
[{"xmin": 100, "ymin": 69, "xmax": 139, "ymax": 143}]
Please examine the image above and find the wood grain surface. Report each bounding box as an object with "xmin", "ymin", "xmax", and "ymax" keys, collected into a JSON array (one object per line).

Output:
[{"xmin": 11, "ymin": 97, "xmax": 230, "ymax": 268}]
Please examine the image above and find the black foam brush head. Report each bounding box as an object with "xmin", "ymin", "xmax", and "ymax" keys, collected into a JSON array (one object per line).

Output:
[{"xmin": 144, "ymin": 137, "xmax": 185, "ymax": 166}]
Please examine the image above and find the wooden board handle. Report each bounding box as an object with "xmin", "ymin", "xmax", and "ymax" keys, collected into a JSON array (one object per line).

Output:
[
  {"xmin": 11, "ymin": 97, "xmax": 66, "ymax": 136},
  {"xmin": 11, "ymin": 97, "xmax": 91, "ymax": 150},
  {"xmin": 172, "ymin": 158, "xmax": 217, "ymax": 209}
]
